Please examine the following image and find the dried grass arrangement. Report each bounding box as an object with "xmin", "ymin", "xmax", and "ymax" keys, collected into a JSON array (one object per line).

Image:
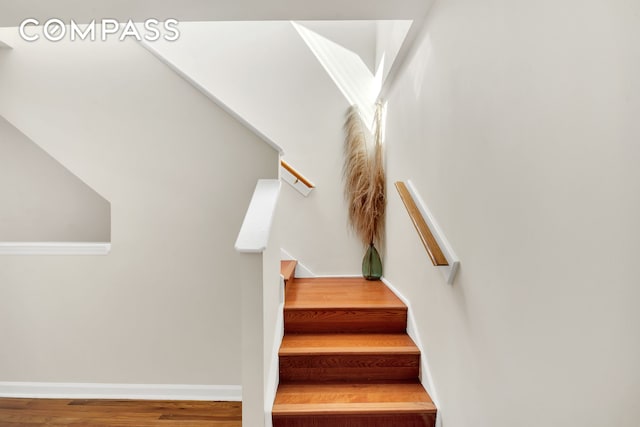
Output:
[{"xmin": 343, "ymin": 102, "xmax": 386, "ymax": 279}]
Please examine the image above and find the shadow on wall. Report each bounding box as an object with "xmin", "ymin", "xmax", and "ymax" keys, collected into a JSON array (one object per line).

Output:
[{"xmin": 0, "ymin": 116, "xmax": 111, "ymax": 243}]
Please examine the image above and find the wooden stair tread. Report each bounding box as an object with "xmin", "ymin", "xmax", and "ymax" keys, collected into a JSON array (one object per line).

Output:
[
  {"xmin": 280, "ymin": 334, "xmax": 419, "ymax": 355},
  {"xmin": 273, "ymin": 402, "xmax": 435, "ymax": 416},
  {"xmin": 285, "ymin": 278, "xmax": 405, "ymax": 309},
  {"xmin": 273, "ymin": 382, "xmax": 435, "ymax": 415},
  {"xmin": 281, "ymin": 260, "xmax": 297, "ymax": 282},
  {"xmin": 274, "ymin": 276, "xmax": 436, "ymax": 426}
]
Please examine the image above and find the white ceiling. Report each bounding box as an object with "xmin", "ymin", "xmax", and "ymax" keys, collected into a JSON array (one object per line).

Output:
[
  {"xmin": 0, "ymin": 0, "xmax": 430, "ymax": 27},
  {"xmin": 0, "ymin": 0, "xmax": 434, "ymax": 97}
]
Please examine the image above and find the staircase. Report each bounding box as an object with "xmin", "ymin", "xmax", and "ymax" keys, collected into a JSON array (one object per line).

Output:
[{"xmin": 272, "ymin": 266, "xmax": 437, "ymax": 427}]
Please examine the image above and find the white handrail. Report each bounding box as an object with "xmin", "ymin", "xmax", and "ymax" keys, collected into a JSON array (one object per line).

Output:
[{"xmin": 235, "ymin": 179, "xmax": 281, "ymax": 253}]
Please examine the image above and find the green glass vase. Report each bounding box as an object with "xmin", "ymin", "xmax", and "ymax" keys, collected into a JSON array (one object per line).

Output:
[{"xmin": 362, "ymin": 243, "xmax": 382, "ymax": 281}]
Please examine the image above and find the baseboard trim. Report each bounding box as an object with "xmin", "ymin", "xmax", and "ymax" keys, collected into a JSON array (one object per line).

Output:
[
  {"xmin": 279, "ymin": 248, "xmax": 362, "ymax": 279},
  {"xmin": 279, "ymin": 248, "xmax": 315, "ymax": 278},
  {"xmin": 381, "ymin": 277, "xmax": 439, "ymax": 409},
  {"xmin": 0, "ymin": 382, "xmax": 242, "ymax": 401},
  {"xmin": 314, "ymin": 274, "xmax": 362, "ymax": 278},
  {"xmin": 0, "ymin": 242, "xmax": 111, "ymax": 255}
]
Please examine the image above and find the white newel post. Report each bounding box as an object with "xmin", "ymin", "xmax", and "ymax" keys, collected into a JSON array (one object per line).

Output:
[
  {"xmin": 235, "ymin": 179, "xmax": 281, "ymax": 427},
  {"xmin": 238, "ymin": 254, "xmax": 265, "ymax": 426}
]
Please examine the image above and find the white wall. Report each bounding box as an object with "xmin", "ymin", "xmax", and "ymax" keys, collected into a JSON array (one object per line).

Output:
[
  {"xmin": 292, "ymin": 22, "xmax": 379, "ymax": 128},
  {"xmin": 0, "ymin": 28, "xmax": 278, "ymax": 386},
  {"xmin": 143, "ymin": 21, "xmax": 365, "ymax": 275},
  {"xmin": 375, "ymin": 20, "xmax": 412, "ymax": 83},
  {"xmin": 383, "ymin": 1, "xmax": 640, "ymax": 426},
  {"xmin": 0, "ymin": 116, "xmax": 110, "ymax": 242}
]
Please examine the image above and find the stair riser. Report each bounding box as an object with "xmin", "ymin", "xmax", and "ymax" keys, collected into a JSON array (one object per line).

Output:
[
  {"xmin": 280, "ymin": 355, "xmax": 419, "ymax": 382},
  {"xmin": 284, "ymin": 309, "xmax": 407, "ymax": 333},
  {"xmin": 273, "ymin": 413, "xmax": 436, "ymax": 427},
  {"xmin": 275, "ymin": 278, "xmax": 436, "ymax": 427}
]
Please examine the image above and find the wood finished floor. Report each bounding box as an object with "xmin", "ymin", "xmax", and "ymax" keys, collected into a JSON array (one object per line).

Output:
[{"xmin": 0, "ymin": 398, "xmax": 241, "ymax": 426}]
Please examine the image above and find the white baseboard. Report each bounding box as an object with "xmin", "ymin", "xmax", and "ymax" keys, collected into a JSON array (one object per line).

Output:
[
  {"xmin": 0, "ymin": 382, "xmax": 241, "ymax": 401},
  {"xmin": 0, "ymin": 242, "xmax": 111, "ymax": 255},
  {"xmin": 314, "ymin": 274, "xmax": 362, "ymax": 278},
  {"xmin": 279, "ymin": 248, "xmax": 315, "ymax": 278},
  {"xmin": 293, "ymin": 262, "xmax": 315, "ymax": 278},
  {"xmin": 381, "ymin": 277, "xmax": 439, "ymax": 409},
  {"xmin": 279, "ymin": 248, "xmax": 295, "ymax": 261}
]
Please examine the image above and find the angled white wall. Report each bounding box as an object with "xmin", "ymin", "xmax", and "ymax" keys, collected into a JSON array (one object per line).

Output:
[
  {"xmin": 0, "ymin": 116, "xmax": 110, "ymax": 242},
  {"xmin": 143, "ymin": 21, "xmax": 367, "ymax": 275},
  {"xmin": 292, "ymin": 22, "xmax": 379, "ymax": 127},
  {"xmin": 383, "ymin": 0, "xmax": 640, "ymax": 426},
  {"xmin": 0, "ymin": 28, "xmax": 278, "ymax": 387},
  {"xmin": 375, "ymin": 20, "xmax": 412, "ymax": 83},
  {"xmin": 299, "ymin": 21, "xmax": 378, "ymax": 73}
]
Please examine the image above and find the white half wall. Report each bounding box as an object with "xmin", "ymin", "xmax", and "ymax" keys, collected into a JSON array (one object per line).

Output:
[
  {"xmin": 375, "ymin": 20, "xmax": 413, "ymax": 83},
  {"xmin": 0, "ymin": 28, "xmax": 278, "ymax": 385},
  {"xmin": 383, "ymin": 1, "xmax": 640, "ymax": 426}
]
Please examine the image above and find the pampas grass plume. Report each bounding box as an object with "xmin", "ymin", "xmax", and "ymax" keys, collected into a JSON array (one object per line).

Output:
[{"xmin": 343, "ymin": 102, "xmax": 386, "ymax": 247}]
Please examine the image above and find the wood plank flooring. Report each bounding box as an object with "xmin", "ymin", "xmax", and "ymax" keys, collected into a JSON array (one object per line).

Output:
[{"xmin": 0, "ymin": 398, "xmax": 241, "ymax": 426}]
